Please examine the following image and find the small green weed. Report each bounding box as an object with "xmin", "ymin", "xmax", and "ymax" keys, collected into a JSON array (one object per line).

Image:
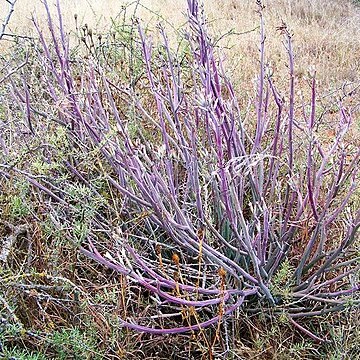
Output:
[
  {"xmin": 49, "ymin": 327, "xmax": 103, "ymax": 360},
  {"xmin": 1, "ymin": 347, "xmax": 46, "ymax": 360},
  {"xmin": 9, "ymin": 195, "xmax": 30, "ymax": 219}
]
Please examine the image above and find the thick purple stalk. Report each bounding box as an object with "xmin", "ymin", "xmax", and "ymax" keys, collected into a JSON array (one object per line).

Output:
[
  {"xmin": 307, "ymin": 76, "xmax": 318, "ymax": 221},
  {"xmin": 252, "ymin": 4, "xmax": 266, "ymax": 154},
  {"xmin": 120, "ymin": 289, "xmax": 257, "ymax": 334}
]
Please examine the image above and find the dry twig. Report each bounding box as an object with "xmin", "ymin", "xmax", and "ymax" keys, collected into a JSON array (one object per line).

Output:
[{"xmin": 0, "ymin": 0, "xmax": 17, "ymax": 41}]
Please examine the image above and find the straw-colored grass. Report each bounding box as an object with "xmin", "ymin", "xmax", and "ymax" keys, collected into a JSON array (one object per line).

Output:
[{"xmin": 3, "ymin": 0, "xmax": 360, "ymax": 90}]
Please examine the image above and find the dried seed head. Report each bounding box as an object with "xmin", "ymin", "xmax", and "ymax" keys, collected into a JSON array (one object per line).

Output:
[
  {"xmin": 181, "ymin": 307, "xmax": 187, "ymax": 319},
  {"xmin": 172, "ymin": 253, "xmax": 180, "ymax": 265},
  {"xmin": 74, "ymin": 14, "xmax": 78, "ymax": 20},
  {"xmin": 218, "ymin": 267, "xmax": 226, "ymax": 278},
  {"xmin": 155, "ymin": 244, "xmax": 162, "ymax": 255},
  {"xmin": 197, "ymin": 227, "xmax": 205, "ymax": 240},
  {"xmin": 189, "ymin": 306, "xmax": 196, "ymax": 316}
]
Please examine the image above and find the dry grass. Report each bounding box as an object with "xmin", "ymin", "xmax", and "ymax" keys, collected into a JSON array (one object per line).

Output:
[
  {"xmin": 207, "ymin": 0, "xmax": 360, "ymax": 85},
  {"xmin": 3, "ymin": 0, "xmax": 360, "ymax": 90}
]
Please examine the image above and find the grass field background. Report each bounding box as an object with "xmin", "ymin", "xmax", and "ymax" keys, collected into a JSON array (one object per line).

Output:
[
  {"xmin": 1, "ymin": 1, "xmax": 359, "ymax": 359},
  {"xmin": 3, "ymin": 0, "xmax": 360, "ymax": 88}
]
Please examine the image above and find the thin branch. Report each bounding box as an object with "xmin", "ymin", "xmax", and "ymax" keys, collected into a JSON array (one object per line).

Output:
[
  {"xmin": 0, "ymin": 0, "xmax": 17, "ymax": 41},
  {"xmin": 0, "ymin": 54, "xmax": 28, "ymax": 84}
]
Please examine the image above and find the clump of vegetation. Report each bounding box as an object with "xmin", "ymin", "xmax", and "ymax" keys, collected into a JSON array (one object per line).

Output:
[{"xmin": 0, "ymin": 0, "xmax": 359, "ymax": 358}]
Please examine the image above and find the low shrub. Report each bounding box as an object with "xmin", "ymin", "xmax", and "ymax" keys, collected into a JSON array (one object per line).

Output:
[{"xmin": 2, "ymin": 0, "xmax": 359, "ymax": 352}]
